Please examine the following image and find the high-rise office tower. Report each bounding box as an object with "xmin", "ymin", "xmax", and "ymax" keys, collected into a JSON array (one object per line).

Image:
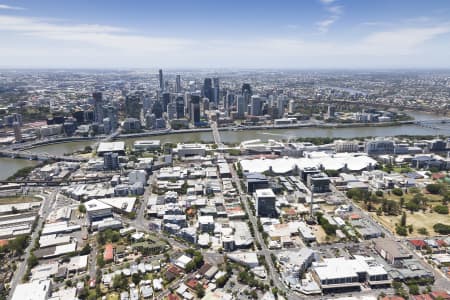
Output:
[
  {"xmin": 158, "ymin": 69, "xmax": 164, "ymax": 91},
  {"xmin": 175, "ymin": 75, "xmax": 182, "ymax": 93},
  {"xmin": 104, "ymin": 152, "xmax": 119, "ymax": 170},
  {"xmin": 162, "ymin": 92, "xmax": 171, "ymax": 113},
  {"xmin": 103, "ymin": 117, "xmax": 111, "ymax": 134},
  {"xmin": 277, "ymin": 95, "xmax": 288, "ymax": 118},
  {"xmin": 236, "ymin": 95, "xmax": 245, "ymax": 119},
  {"xmin": 167, "ymin": 103, "xmax": 176, "ymax": 120},
  {"xmin": 213, "ymin": 77, "xmax": 220, "ymax": 105},
  {"xmin": 202, "ymin": 98, "xmax": 210, "ymax": 114},
  {"xmin": 13, "ymin": 121, "xmax": 22, "ymax": 142},
  {"xmin": 93, "ymin": 92, "xmax": 104, "ymax": 123},
  {"xmin": 190, "ymin": 95, "xmax": 201, "ymax": 124},
  {"xmin": 125, "ymin": 95, "xmax": 142, "ymax": 119},
  {"xmin": 105, "ymin": 105, "xmax": 118, "ymax": 132},
  {"xmin": 142, "ymin": 96, "xmax": 151, "ymax": 112},
  {"xmin": 151, "ymin": 100, "xmax": 163, "ymax": 119},
  {"xmin": 242, "ymin": 83, "xmax": 252, "ymax": 95},
  {"xmin": 175, "ymin": 96, "xmax": 185, "ymax": 118},
  {"xmin": 242, "ymin": 83, "xmax": 252, "ymax": 110},
  {"xmin": 184, "ymin": 92, "xmax": 191, "ymax": 115},
  {"xmin": 145, "ymin": 111, "xmax": 155, "ymax": 129},
  {"xmin": 203, "ymin": 78, "xmax": 214, "ymax": 102},
  {"xmin": 225, "ymin": 91, "xmax": 234, "ymax": 111},
  {"xmin": 250, "ymin": 95, "xmax": 262, "ymax": 116}
]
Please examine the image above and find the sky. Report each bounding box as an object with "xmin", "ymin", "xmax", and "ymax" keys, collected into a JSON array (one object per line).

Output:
[{"xmin": 0, "ymin": 0, "xmax": 450, "ymax": 69}]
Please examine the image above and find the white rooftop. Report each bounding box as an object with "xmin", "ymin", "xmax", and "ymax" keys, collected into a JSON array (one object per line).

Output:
[
  {"xmin": 11, "ymin": 279, "xmax": 51, "ymax": 300},
  {"xmin": 97, "ymin": 141, "xmax": 125, "ymax": 153},
  {"xmin": 255, "ymin": 188, "xmax": 276, "ymax": 198},
  {"xmin": 240, "ymin": 153, "xmax": 377, "ymax": 174},
  {"xmin": 84, "ymin": 199, "xmax": 112, "ymax": 212}
]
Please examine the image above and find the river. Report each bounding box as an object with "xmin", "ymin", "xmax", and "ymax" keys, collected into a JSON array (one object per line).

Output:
[{"xmin": 0, "ymin": 111, "xmax": 448, "ymax": 180}]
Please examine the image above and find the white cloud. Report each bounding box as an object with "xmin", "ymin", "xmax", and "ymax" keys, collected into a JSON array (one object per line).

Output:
[
  {"xmin": 0, "ymin": 14, "xmax": 449, "ymax": 68},
  {"xmin": 319, "ymin": 0, "xmax": 336, "ymax": 4},
  {"xmin": 0, "ymin": 4, "xmax": 24, "ymax": 10},
  {"xmin": 0, "ymin": 15, "xmax": 192, "ymax": 53},
  {"xmin": 360, "ymin": 26, "xmax": 450, "ymax": 53},
  {"xmin": 317, "ymin": 16, "xmax": 339, "ymax": 33},
  {"xmin": 317, "ymin": 0, "xmax": 343, "ymax": 33}
]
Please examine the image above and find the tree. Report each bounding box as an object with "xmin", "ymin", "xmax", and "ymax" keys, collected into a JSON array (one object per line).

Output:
[
  {"xmin": 216, "ymin": 275, "xmax": 229, "ymax": 288},
  {"xmin": 7, "ymin": 235, "xmax": 29, "ymax": 256},
  {"xmin": 27, "ymin": 253, "xmax": 39, "ymax": 268},
  {"xmin": 78, "ymin": 204, "xmax": 86, "ymax": 213},
  {"xmin": 131, "ymin": 273, "xmax": 141, "ymax": 286},
  {"xmin": 409, "ymin": 284, "xmax": 420, "ymax": 295},
  {"xmin": 396, "ymin": 226, "xmax": 408, "ymax": 236},
  {"xmin": 426, "ymin": 184, "xmax": 442, "ymax": 195},
  {"xmin": 97, "ymin": 255, "xmax": 105, "ymax": 268},
  {"xmin": 433, "ymin": 205, "xmax": 449, "ymax": 214},
  {"xmin": 112, "ymin": 273, "xmax": 128, "ymax": 291},
  {"xmin": 195, "ymin": 283, "xmax": 205, "ymax": 298},
  {"xmin": 433, "ymin": 223, "xmax": 450, "ymax": 235},
  {"xmin": 80, "ymin": 244, "xmax": 91, "ymax": 255},
  {"xmin": 418, "ymin": 227, "xmax": 428, "ymax": 235},
  {"xmin": 400, "ymin": 212, "xmax": 407, "ymax": 227},
  {"xmin": 392, "ymin": 188, "xmax": 403, "ymax": 197}
]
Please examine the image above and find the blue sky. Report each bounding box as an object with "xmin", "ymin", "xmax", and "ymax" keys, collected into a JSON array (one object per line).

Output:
[{"xmin": 0, "ymin": 0, "xmax": 449, "ymax": 68}]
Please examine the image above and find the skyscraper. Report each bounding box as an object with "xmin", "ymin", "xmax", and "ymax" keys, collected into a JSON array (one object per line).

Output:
[
  {"xmin": 175, "ymin": 96, "xmax": 185, "ymax": 118},
  {"xmin": 250, "ymin": 95, "xmax": 262, "ymax": 116},
  {"xmin": 175, "ymin": 75, "xmax": 182, "ymax": 93},
  {"xmin": 167, "ymin": 103, "xmax": 176, "ymax": 120},
  {"xmin": 225, "ymin": 91, "xmax": 234, "ymax": 111},
  {"xmin": 203, "ymin": 78, "xmax": 213, "ymax": 102},
  {"xmin": 236, "ymin": 95, "xmax": 245, "ymax": 119},
  {"xmin": 242, "ymin": 83, "xmax": 252, "ymax": 112},
  {"xmin": 158, "ymin": 69, "xmax": 164, "ymax": 91},
  {"xmin": 162, "ymin": 92, "xmax": 171, "ymax": 113},
  {"xmin": 152, "ymin": 100, "xmax": 163, "ymax": 119},
  {"xmin": 125, "ymin": 95, "xmax": 142, "ymax": 119},
  {"xmin": 93, "ymin": 92, "xmax": 104, "ymax": 123},
  {"xmin": 213, "ymin": 77, "xmax": 220, "ymax": 105},
  {"xmin": 190, "ymin": 95, "xmax": 201, "ymax": 124},
  {"xmin": 105, "ymin": 105, "xmax": 118, "ymax": 133}
]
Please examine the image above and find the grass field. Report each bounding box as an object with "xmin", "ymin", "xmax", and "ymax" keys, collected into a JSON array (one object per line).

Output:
[
  {"xmin": 370, "ymin": 209, "xmax": 449, "ymax": 237},
  {"xmin": 0, "ymin": 195, "xmax": 40, "ymax": 205},
  {"xmin": 312, "ymin": 225, "xmax": 339, "ymax": 243}
]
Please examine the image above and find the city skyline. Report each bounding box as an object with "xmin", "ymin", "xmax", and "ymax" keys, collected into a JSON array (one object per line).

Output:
[{"xmin": 0, "ymin": 0, "xmax": 450, "ymax": 69}]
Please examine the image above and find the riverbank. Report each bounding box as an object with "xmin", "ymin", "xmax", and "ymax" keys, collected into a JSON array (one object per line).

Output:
[{"xmin": 15, "ymin": 117, "xmax": 447, "ymax": 152}]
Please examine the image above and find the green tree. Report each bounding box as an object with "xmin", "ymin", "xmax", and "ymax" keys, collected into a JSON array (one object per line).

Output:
[
  {"xmin": 78, "ymin": 204, "xmax": 86, "ymax": 213},
  {"xmin": 392, "ymin": 188, "xmax": 403, "ymax": 197},
  {"xmin": 409, "ymin": 284, "xmax": 420, "ymax": 295},
  {"xmin": 400, "ymin": 212, "xmax": 407, "ymax": 227},
  {"xmin": 131, "ymin": 273, "xmax": 141, "ymax": 285},
  {"xmin": 27, "ymin": 253, "xmax": 39, "ymax": 268},
  {"xmin": 433, "ymin": 205, "xmax": 449, "ymax": 214},
  {"xmin": 195, "ymin": 283, "xmax": 205, "ymax": 298},
  {"xmin": 418, "ymin": 227, "xmax": 428, "ymax": 235},
  {"xmin": 426, "ymin": 184, "xmax": 442, "ymax": 194}
]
